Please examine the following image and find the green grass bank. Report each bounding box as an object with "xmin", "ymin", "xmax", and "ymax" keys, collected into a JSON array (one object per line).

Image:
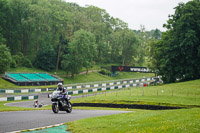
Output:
[
  {"xmin": 66, "ymin": 108, "xmax": 200, "ymax": 133},
  {"xmin": 66, "ymin": 79, "xmax": 200, "ymax": 133}
]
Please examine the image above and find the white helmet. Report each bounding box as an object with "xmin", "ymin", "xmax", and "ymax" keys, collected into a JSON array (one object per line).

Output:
[
  {"xmin": 58, "ymin": 83, "xmax": 63, "ymax": 89},
  {"xmin": 58, "ymin": 82, "xmax": 63, "ymax": 86}
]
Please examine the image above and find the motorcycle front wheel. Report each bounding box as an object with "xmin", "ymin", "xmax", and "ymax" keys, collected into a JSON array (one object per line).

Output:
[
  {"xmin": 52, "ymin": 103, "xmax": 59, "ymax": 113},
  {"xmin": 66, "ymin": 102, "xmax": 72, "ymax": 113}
]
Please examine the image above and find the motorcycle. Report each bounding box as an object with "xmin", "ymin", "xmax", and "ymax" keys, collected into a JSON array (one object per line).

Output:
[
  {"xmin": 33, "ymin": 100, "xmax": 44, "ymax": 108},
  {"xmin": 50, "ymin": 90, "xmax": 72, "ymax": 114}
]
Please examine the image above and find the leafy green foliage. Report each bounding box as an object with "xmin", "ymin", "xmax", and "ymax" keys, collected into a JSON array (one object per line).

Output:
[
  {"xmin": 62, "ymin": 29, "xmax": 97, "ymax": 78},
  {"xmin": 34, "ymin": 46, "xmax": 56, "ymax": 71},
  {"xmin": 0, "ymin": 28, "xmax": 6, "ymax": 44},
  {"xmin": 0, "ymin": 43, "xmax": 12, "ymax": 73},
  {"xmin": 99, "ymin": 69, "xmax": 111, "ymax": 76},
  {"xmin": 134, "ymin": 26, "xmax": 162, "ymax": 66},
  {"xmin": 99, "ymin": 69, "xmax": 106, "ymax": 75},
  {"xmin": 148, "ymin": 0, "xmax": 200, "ymax": 83},
  {"xmin": 11, "ymin": 52, "xmax": 32, "ymax": 68},
  {"xmin": 0, "ymin": 0, "xmax": 157, "ymax": 76},
  {"xmin": 109, "ymin": 29, "xmax": 139, "ymax": 65}
]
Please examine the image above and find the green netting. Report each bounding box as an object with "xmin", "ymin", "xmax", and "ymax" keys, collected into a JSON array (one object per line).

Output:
[
  {"xmin": 23, "ymin": 125, "xmax": 70, "ymax": 133},
  {"xmin": 7, "ymin": 73, "xmax": 60, "ymax": 82},
  {"xmin": 8, "ymin": 73, "xmax": 29, "ymax": 82},
  {"xmin": 37, "ymin": 73, "xmax": 59, "ymax": 81},
  {"xmin": 20, "ymin": 73, "xmax": 46, "ymax": 81}
]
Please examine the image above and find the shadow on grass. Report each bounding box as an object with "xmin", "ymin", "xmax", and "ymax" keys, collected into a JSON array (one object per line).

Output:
[{"xmin": 72, "ymin": 103, "xmax": 185, "ymax": 110}]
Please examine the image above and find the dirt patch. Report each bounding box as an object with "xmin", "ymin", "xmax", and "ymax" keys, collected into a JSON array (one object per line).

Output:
[{"xmin": 72, "ymin": 103, "xmax": 184, "ymax": 110}]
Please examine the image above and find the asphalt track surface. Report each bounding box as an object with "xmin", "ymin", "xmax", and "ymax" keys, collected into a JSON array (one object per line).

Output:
[
  {"xmin": 5, "ymin": 92, "xmax": 108, "ymax": 108},
  {"xmin": 1, "ymin": 93, "xmax": 131, "ymax": 133},
  {"xmin": 5, "ymin": 93, "xmax": 54, "ymax": 108},
  {"xmin": 0, "ymin": 109, "xmax": 130, "ymax": 133}
]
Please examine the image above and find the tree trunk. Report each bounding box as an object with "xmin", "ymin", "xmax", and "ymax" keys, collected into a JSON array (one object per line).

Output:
[
  {"xmin": 86, "ymin": 68, "xmax": 88, "ymax": 74},
  {"xmin": 71, "ymin": 73, "xmax": 74, "ymax": 79},
  {"xmin": 122, "ymin": 56, "xmax": 125, "ymax": 66},
  {"xmin": 56, "ymin": 43, "xmax": 61, "ymax": 72}
]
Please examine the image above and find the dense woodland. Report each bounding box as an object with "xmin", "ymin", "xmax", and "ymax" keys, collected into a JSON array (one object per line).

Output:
[
  {"xmin": 147, "ymin": 0, "xmax": 200, "ymax": 83},
  {"xmin": 0, "ymin": 0, "xmax": 199, "ymax": 83}
]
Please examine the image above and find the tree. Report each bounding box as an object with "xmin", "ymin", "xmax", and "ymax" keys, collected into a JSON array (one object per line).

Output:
[
  {"xmin": 0, "ymin": 27, "xmax": 6, "ymax": 44},
  {"xmin": 0, "ymin": 43, "xmax": 12, "ymax": 73},
  {"xmin": 110, "ymin": 29, "xmax": 139, "ymax": 66},
  {"xmin": 151, "ymin": 0, "xmax": 200, "ymax": 83},
  {"xmin": 34, "ymin": 46, "xmax": 56, "ymax": 71},
  {"xmin": 152, "ymin": 29, "xmax": 161, "ymax": 40},
  {"xmin": 109, "ymin": 31, "xmax": 122, "ymax": 63},
  {"xmin": 11, "ymin": 52, "xmax": 32, "ymax": 68},
  {"xmin": 0, "ymin": 0, "xmax": 145, "ymax": 70},
  {"xmin": 61, "ymin": 29, "xmax": 97, "ymax": 78}
]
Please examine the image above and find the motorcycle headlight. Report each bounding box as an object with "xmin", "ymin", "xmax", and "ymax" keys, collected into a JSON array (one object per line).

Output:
[{"xmin": 51, "ymin": 91, "xmax": 58, "ymax": 99}]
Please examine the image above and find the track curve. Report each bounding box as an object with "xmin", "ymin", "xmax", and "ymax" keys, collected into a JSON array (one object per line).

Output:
[
  {"xmin": 5, "ymin": 92, "xmax": 105, "ymax": 108},
  {"xmin": 0, "ymin": 109, "xmax": 130, "ymax": 133},
  {"xmin": 1, "ymin": 93, "xmax": 131, "ymax": 133}
]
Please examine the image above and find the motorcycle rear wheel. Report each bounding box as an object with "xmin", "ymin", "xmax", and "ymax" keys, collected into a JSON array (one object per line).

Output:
[{"xmin": 52, "ymin": 103, "xmax": 59, "ymax": 113}]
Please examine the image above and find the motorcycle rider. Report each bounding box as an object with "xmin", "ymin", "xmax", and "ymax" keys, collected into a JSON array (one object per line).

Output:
[
  {"xmin": 57, "ymin": 82, "xmax": 69, "ymax": 106},
  {"xmin": 33, "ymin": 100, "xmax": 38, "ymax": 108}
]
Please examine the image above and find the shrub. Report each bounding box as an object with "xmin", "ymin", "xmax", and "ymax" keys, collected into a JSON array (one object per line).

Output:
[
  {"xmin": 34, "ymin": 46, "xmax": 56, "ymax": 71},
  {"xmin": 10, "ymin": 58, "xmax": 17, "ymax": 68},
  {"xmin": 23, "ymin": 57, "xmax": 33, "ymax": 68},
  {"xmin": 99, "ymin": 69, "xmax": 106, "ymax": 75},
  {"xmin": 107, "ymin": 71, "xmax": 111, "ymax": 76},
  {"xmin": 11, "ymin": 52, "xmax": 33, "ymax": 68}
]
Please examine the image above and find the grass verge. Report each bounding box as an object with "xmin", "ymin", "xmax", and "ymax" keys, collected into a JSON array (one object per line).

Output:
[
  {"xmin": 66, "ymin": 79, "xmax": 200, "ymax": 133},
  {"xmin": 66, "ymin": 108, "xmax": 200, "ymax": 133}
]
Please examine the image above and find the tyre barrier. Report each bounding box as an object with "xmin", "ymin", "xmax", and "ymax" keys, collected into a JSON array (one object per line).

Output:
[
  {"xmin": 72, "ymin": 103, "xmax": 184, "ymax": 110},
  {"xmin": 0, "ymin": 95, "xmax": 38, "ymax": 101}
]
